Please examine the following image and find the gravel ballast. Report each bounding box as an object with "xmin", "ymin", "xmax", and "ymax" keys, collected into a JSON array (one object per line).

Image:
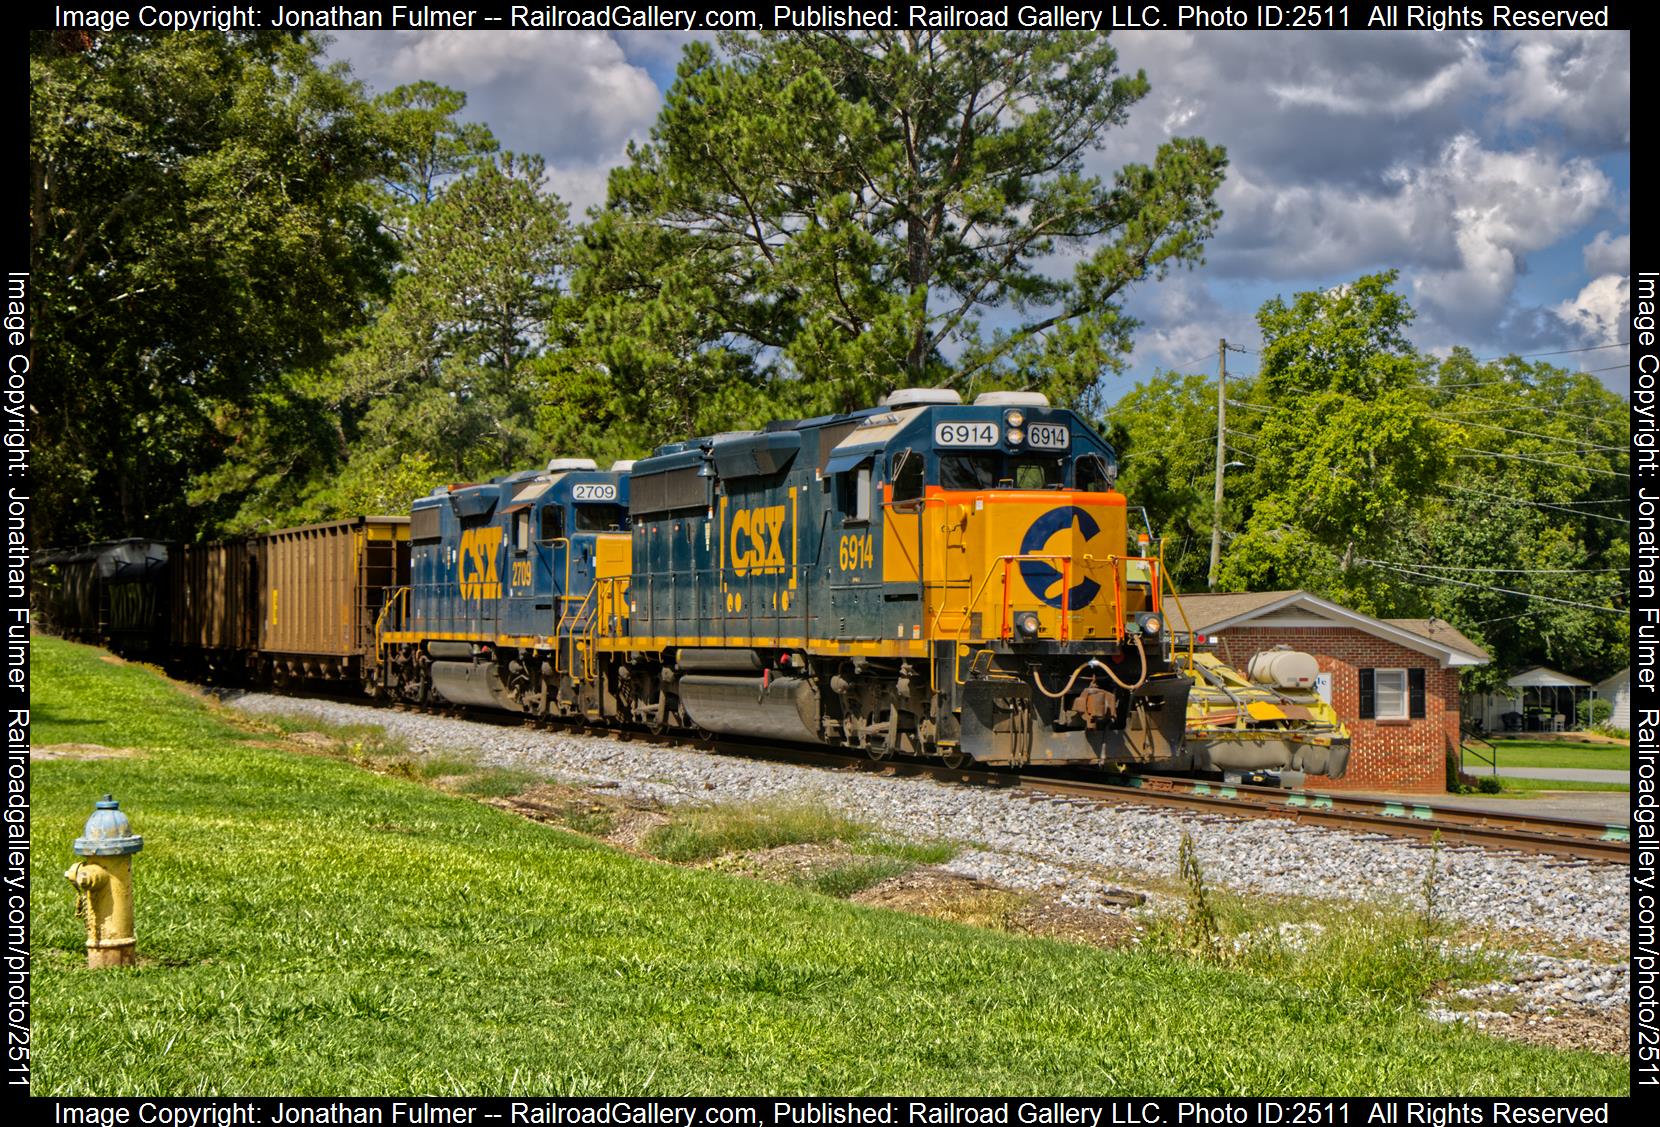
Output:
[{"xmin": 230, "ymin": 692, "xmax": 1631, "ymax": 1027}]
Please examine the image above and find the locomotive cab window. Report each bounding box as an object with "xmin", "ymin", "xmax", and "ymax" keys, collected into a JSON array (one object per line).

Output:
[
  {"xmin": 838, "ymin": 460, "xmax": 873, "ymax": 523},
  {"xmin": 1075, "ymin": 453, "xmax": 1116, "ymax": 493},
  {"xmin": 574, "ymin": 504, "xmax": 625, "ymax": 532},
  {"xmin": 939, "ymin": 453, "xmax": 997, "ymax": 491},
  {"xmin": 1011, "ymin": 456, "xmax": 1065, "ymax": 490},
  {"xmin": 539, "ymin": 506, "xmax": 565, "ymax": 543},
  {"xmin": 891, "ymin": 449, "xmax": 923, "ymax": 503}
]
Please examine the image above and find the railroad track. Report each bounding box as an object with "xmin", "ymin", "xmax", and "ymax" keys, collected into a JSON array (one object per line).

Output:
[
  {"xmin": 577, "ymin": 726, "xmax": 1632, "ymax": 866},
  {"xmin": 282, "ymin": 690, "xmax": 1634, "ymax": 866}
]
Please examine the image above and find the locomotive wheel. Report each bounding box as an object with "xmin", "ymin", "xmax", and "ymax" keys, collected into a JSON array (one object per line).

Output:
[
  {"xmin": 865, "ymin": 741, "xmax": 891, "ymax": 762},
  {"xmin": 937, "ymin": 746, "xmax": 968, "ymax": 770}
]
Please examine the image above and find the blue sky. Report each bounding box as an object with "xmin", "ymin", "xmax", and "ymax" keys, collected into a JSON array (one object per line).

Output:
[{"xmin": 329, "ymin": 29, "xmax": 1631, "ymax": 399}]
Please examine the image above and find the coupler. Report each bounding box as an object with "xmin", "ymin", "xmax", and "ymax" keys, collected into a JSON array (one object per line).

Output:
[{"xmin": 64, "ymin": 795, "xmax": 144, "ymax": 969}]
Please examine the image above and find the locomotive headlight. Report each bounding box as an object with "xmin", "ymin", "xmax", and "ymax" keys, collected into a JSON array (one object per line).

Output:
[
  {"xmin": 1007, "ymin": 427, "xmax": 1024, "ymax": 446},
  {"xmin": 1014, "ymin": 610, "xmax": 1042, "ymax": 638},
  {"xmin": 1004, "ymin": 409, "xmax": 1026, "ymax": 430},
  {"xmin": 1137, "ymin": 613, "xmax": 1163, "ymax": 637}
]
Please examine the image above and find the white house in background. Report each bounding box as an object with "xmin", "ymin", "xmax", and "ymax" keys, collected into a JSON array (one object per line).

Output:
[
  {"xmin": 1469, "ymin": 666, "xmax": 1593, "ymax": 732},
  {"xmin": 1595, "ymin": 667, "xmax": 1630, "ymax": 732}
]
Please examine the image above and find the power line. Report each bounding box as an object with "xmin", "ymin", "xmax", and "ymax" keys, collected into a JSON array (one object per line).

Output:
[
  {"xmin": 1475, "ymin": 341, "xmax": 1629, "ymax": 362},
  {"xmin": 1442, "ymin": 485, "xmax": 1630, "ymax": 523},
  {"xmin": 1358, "ymin": 559, "xmax": 1626, "ymax": 615},
  {"xmin": 1432, "ymin": 416, "xmax": 1627, "ymax": 453},
  {"xmin": 1456, "ymin": 447, "xmax": 1629, "ymax": 478},
  {"xmin": 1373, "ymin": 561, "xmax": 1625, "ymax": 575}
]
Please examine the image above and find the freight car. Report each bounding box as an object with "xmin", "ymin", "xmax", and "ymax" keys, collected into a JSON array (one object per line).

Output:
[{"xmin": 37, "ymin": 539, "xmax": 173, "ymax": 655}]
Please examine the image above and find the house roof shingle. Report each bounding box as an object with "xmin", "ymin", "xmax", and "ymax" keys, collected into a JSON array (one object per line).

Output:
[{"xmin": 1166, "ymin": 589, "xmax": 1489, "ymax": 667}]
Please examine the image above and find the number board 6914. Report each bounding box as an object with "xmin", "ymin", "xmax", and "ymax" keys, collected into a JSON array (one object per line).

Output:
[
  {"xmin": 934, "ymin": 421, "xmax": 999, "ymax": 447},
  {"xmin": 1024, "ymin": 423, "xmax": 1070, "ymax": 451}
]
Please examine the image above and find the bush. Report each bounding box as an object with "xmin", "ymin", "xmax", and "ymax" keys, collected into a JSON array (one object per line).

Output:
[
  {"xmin": 1476, "ymin": 776, "xmax": 1503, "ymax": 795},
  {"xmin": 1577, "ymin": 698, "xmax": 1613, "ymax": 727}
]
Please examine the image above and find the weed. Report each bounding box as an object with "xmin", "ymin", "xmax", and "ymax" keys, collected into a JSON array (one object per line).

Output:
[
  {"xmin": 644, "ymin": 801, "xmax": 863, "ymax": 862},
  {"xmin": 797, "ymin": 859, "xmax": 912, "ymax": 899},
  {"xmin": 1177, "ymin": 831, "xmax": 1223, "ymax": 961},
  {"xmin": 853, "ymin": 838, "xmax": 958, "ymax": 865},
  {"xmin": 1420, "ymin": 831, "xmax": 1443, "ymax": 951},
  {"xmin": 558, "ymin": 803, "xmax": 615, "ymax": 836},
  {"xmin": 456, "ymin": 767, "xmax": 543, "ymax": 797},
  {"xmin": 416, "ymin": 753, "xmax": 485, "ymax": 779}
]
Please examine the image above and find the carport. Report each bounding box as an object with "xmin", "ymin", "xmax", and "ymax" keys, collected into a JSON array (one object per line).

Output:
[{"xmin": 1499, "ymin": 666, "xmax": 1592, "ymax": 732}]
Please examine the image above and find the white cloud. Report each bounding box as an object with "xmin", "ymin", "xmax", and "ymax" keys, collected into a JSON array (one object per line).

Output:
[
  {"xmin": 1404, "ymin": 135, "xmax": 1610, "ymax": 327},
  {"xmin": 331, "ymin": 31, "xmax": 662, "ymax": 213},
  {"xmin": 1583, "ymin": 230, "xmax": 1630, "ymax": 276},
  {"xmin": 1494, "ymin": 33, "xmax": 1631, "ymax": 149},
  {"xmin": 1552, "ymin": 274, "xmax": 1629, "ymax": 346}
]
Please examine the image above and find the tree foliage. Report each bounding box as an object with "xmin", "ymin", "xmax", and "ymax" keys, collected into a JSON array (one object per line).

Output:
[
  {"xmin": 30, "ymin": 30, "xmax": 397, "ymax": 544},
  {"xmin": 575, "ymin": 31, "xmax": 1227, "ymax": 447},
  {"xmin": 1108, "ymin": 273, "xmax": 1630, "ymax": 683}
]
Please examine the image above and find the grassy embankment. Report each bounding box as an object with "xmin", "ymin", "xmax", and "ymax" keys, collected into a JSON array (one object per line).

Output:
[
  {"xmin": 29, "ymin": 636, "xmax": 1628, "ymax": 1095},
  {"xmin": 1461, "ymin": 739, "xmax": 1630, "ymax": 794}
]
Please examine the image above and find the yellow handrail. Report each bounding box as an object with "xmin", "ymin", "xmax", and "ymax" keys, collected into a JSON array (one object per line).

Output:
[{"xmin": 374, "ymin": 586, "xmax": 409, "ymax": 654}]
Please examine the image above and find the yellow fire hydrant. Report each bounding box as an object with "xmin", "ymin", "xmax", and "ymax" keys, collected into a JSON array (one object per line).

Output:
[{"xmin": 64, "ymin": 795, "xmax": 144, "ymax": 969}]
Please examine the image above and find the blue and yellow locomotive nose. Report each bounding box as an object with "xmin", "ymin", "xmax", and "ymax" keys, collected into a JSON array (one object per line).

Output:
[{"xmin": 950, "ymin": 490, "xmax": 1131, "ymax": 644}]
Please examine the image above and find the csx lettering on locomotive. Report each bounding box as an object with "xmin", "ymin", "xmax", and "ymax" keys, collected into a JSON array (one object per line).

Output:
[
  {"xmin": 728, "ymin": 504, "xmax": 789, "ymax": 577},
  {"xmin": 458, "ymin": 526, "xmax": 503, "ymax": 599}
]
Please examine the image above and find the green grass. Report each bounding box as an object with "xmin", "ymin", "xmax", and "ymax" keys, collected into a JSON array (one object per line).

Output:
[
  {"xmin": 454, "ymin": 766, "xmax": 543, "ymax": 797},
  {"xmin": 29, "ymin": 636, "xmax": 1628, "ymax": 1096},
  {"xmin": 798, "ymin": 858, "xmax": 913, "ymax": 898},
  {"xmin": 1477, "ymin": 741, "xmax": 1630, "ymax": 772},
  {"xmin": 1491, "ymin": 776, "xmax": 1630, "ymax": 795}
]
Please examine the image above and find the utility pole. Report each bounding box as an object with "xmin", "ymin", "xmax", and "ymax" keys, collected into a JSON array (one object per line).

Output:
[{"xmin": 1208, "ymin": 338, "xmax": 1228, "ymax": 590}]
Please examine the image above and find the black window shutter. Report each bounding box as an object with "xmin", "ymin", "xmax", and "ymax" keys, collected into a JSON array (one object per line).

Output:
[
  {"xmin": 1409, "ymin": 668, "xmax": 1426, "ymax": 719},
  {"xmin": 1358, "ymin": 668, "xmax": 1375, "ymax": 719}
]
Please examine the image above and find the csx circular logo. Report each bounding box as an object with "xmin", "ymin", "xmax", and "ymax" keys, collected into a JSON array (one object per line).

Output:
[{"xmin": 1019, "ymin": 507, "xmax": 1102, "ymax": 610}]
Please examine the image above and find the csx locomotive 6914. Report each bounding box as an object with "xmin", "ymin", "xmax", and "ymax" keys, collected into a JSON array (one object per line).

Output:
[
  {"xmin": 42, "ymin": 389, "xmax": 1207, "ymax": 773},
  {"xmin": 372, "ymin": 389, "xmax": 1189, "ymax": 769}
]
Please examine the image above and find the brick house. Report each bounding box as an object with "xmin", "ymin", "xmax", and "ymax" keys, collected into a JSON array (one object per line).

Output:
[{"xmin": 1172, "ymin": 590, "xmax": 1490, "ymax": 793}]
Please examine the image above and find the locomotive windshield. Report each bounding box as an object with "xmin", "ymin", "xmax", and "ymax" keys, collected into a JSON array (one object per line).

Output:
[
  {"xmin": 934, "ymin": 451, "xmax": 1102, "ymax": 491},
  {"xmin": 573, "ymin": 503, "xmax": 627, "ymax": 532}
]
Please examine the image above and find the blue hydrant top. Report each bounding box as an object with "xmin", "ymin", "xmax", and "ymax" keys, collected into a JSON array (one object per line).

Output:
[{"xmin": 73, "ymin": 795, "xmax": 144, "ymax": 857}]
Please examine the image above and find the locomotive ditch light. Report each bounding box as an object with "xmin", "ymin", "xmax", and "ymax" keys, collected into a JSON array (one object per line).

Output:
[
  {"xmin": 1014, "ymin": 610, "xmax": 1042, "ymax": 638},
  {"xmin": 1137, "ymin": 613, "xmax": 1163, "ymax": 637},
  {"xmin": 1004, "ymin": 408, "xmax": 1026, "ymax": 429}
]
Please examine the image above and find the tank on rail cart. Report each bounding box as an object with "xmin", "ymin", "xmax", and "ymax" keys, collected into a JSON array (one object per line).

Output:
[
  {"xmin": 1174, "ymin": 644, "xmax": 1352, "ymax": 783},
  {"xmin": 37, "ymin": 539, "xmax": 173, "ymax": 655},
  {"xmin": 592, "ymin": 389, "xmax": 1192, "ymax": 769},
  {"xmin": 378, "ymin": 459, "xmax": 632, "ymax": 716}
]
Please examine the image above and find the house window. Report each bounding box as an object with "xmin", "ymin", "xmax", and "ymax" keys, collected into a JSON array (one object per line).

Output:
[
  {"xmin": 1374, "ymin": 669, "xmax": 1408, "ymax": 719},
  {"xmin": 1359, "ymin": 667, "xmax": 1426, "ymax": 720}
]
